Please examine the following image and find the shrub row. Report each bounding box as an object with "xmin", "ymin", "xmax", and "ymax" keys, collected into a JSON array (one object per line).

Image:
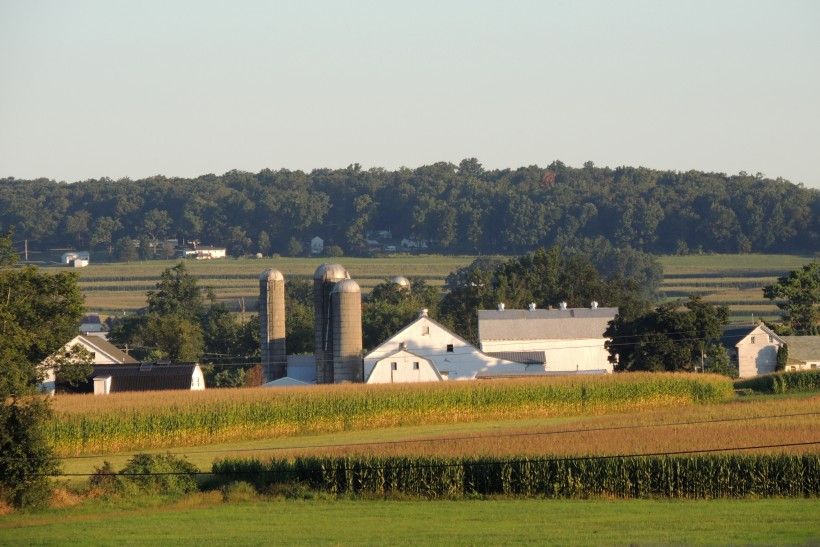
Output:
[
  {"xmin": 735, "ymin": 370, "xmax": 820, "ymax": 394},
  {"xmin": 50, "ymin": 374, "xmax": 734, "ymax": 455},
  {"xmin": 212, "ymin": 454, "xmax": 820, "ymax": 499}
]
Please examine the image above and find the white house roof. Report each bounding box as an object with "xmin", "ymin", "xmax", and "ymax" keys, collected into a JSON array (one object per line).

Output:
[
  {"xmin": 54, "ymin": 334, "xmax": 138, "ymax": 364},
  {"xmin": 478, "ymin": 308, "xmax": 618, "ymax": 341}
]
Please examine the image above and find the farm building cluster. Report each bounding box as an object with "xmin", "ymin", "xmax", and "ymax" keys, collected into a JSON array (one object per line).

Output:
[
  {"xmin": 38, "ymin": 262, "xmax": 819, "ymax": 394},
  {"xmin": 259, "ymin": 263, "xmax": 617, "ymax": 387}
]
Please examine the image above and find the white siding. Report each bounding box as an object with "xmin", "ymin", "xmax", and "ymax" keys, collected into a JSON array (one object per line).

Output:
[
  {"xmin": 366, "ymin": 350, "xmax": 442, "ymax": 384},
  {"xmin": 734, "ymin": 325, "xmax": 783, "ymax": 378},
  {"xmin": 480, "ymin": 338, "xmax": 612, "ymax": 373}
]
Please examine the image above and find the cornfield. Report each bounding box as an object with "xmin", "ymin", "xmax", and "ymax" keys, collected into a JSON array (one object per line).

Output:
[
  {"xmin": 735, "ymin": 370, "xmax": 820, "ymax": 394},
  {"xmin": 50, "ymin": 374, "xmax": 733, "ymax": 455},
  {"xmin": 212, "ymin": 453, "xmax": 820, "ymax": 499}
]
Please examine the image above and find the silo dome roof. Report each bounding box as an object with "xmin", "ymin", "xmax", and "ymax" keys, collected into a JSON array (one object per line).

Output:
[
  {"xmin": 259, "ymin": 268, "xmax": 285, "ymax": 281},
  {"xmin": 331, "ymin": 279, "xmax": 361, "ymax": 293},
  {"xmin": 314, "ymin": 263, "xmax": 349, "ymax": 281},
  {"xmin": 389, "ymin": 275, "xmax": 410, "ymax": 287}
]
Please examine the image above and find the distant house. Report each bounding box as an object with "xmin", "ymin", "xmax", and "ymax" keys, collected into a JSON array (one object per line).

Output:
[
  {"xmin": 310, "ymin": 237, "xmax": 324, "ymax": 255},
  {"xmin": 39, "ymin": 334, "xmax": 138, "ymax": 395},
  {"xmin": 780, "ymin": 336, "xmax": 820, "ymax": 372},
  {"xmin": 177, "ymin": 246, "xmax": 226, "ymax": 260},
  {"xmin": 61, "ymin": 251, "xmax": 90, "ymax": 267},
  {"xmin": 477, "ymin": 303, "xmax": 616, "ymax": 374},
  {"xmin": 79, "ymin": 314, "xmax": 106, "ymax": 335},
  {"xmin": 720, "ymin": 323, "xmax": 785, "ymax": 378},
  {"xmin": 90, "ymin": 362, "xmax": 205, "ymax": 394},
  {"xmin": 363, "ymin": 309, "xmax": 541, "ymax": 383}
]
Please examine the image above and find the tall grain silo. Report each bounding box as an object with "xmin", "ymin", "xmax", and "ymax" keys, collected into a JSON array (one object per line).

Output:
[
  {"xmin": 331, "ymin": 279, "xmax": 363, "ymax": 383},
  {"xmin": 313, "ymin": 263, "xmax": 349, "ymax": 384},
  {"xmin": 259, "ymin": 269, "xmax": 287, "ymax": 383}
]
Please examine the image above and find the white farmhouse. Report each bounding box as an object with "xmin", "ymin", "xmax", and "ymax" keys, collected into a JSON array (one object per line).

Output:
[
  {"xmin": 363, "ymin": 309, "xmax": 541, "ymax": 383},
  {"xmin": 477, "ymin": 303, "xmax": 617, "ymax": 374},
  {"xmin": 780, "ymin": 336, "xmax": 820, "ymax": 372},
  {"xmin": 721, "ymin": 324, "xmax": 785, "ymax": 378},
  {"xmin": 39, "ymin": 334, "xmax": 138, "ymax": 394}
]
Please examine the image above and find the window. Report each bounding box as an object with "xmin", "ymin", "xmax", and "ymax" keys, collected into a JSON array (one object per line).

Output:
[
  {"xmin": 413, "ymin": 362, "xmax": 420, "ymax": 370},
  {"xmin": 769, "ymin": 335, "xmax": 773, "ymax": 343},
  {"xmin": 422, "ymin": 326, "xmax": 430, "ymax": 335},
  {"xmin": 750, "ymin": 336, "xmax": 756, "ymax": 344},
  {"xmin": 446, "ymin": 344, "xmax": 454, "ymax": 353},
  {"xmin": 391, "ymin": 362, "xmax": 397, "ymax": 371}
]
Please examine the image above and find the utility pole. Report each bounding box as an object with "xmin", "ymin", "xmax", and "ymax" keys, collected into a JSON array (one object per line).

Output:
[{"xmin": 24, "ymin": 239, "xmax": 28, "ymax": 262}]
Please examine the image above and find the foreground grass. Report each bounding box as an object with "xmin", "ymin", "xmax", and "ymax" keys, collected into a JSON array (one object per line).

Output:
[{"xmin": 1, "ymin": 496, "xmax": 817, "ymax": 545}]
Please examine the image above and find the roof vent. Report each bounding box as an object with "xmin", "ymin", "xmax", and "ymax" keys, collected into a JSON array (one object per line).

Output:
[
  {"xmin": 399, "ymin": 341, "xmax": 406, "ymax": 350},
  {"xmin": 559, "ymin": 302, "xmax": 568, "ymax": 311},
  {"xmin": 528, "ymin": 302, "xmax": 536, "ymax": 311},
  {"xmin": 591, "ymin": 301, "xmax": 598, "ymax": 309},
  {"xmin": 497, "ymin": 302, "xmax": 505, "ymax": 311},
  {"xmin": 419, "ymin": 308, "xmax": 428, "ymax": 318}
]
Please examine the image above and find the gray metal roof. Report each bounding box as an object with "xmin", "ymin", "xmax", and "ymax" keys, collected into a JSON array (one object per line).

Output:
[
  {"xmin": 485, "ymin": 351, "xmax": 546, "ymax": 365},
  {"xmin": 78, "ymin": 335, "xmax": 138, "ymax": 364},
  {"xmin": 478, "ymin": 308, "xmax": 618, "ymax": 341},
  {"xmin": 780, "ymin": 336, "xmax": 820, "ymax": 362}
]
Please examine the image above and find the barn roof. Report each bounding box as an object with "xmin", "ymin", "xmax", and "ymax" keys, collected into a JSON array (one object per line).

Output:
[
  {"xmin": 780, "ymin": 336, "xmax": 820, "ymax": 362},
  {"xmin": 478, "ymin": 308, "xmax": 617, "ymax": 341},
  {"xmin": 79, "ymin": 335, "xmax": 138, "ymax": 364},
  {"xmin": 92, "ymin": 362, "xmax": 198, "ymax": 392},
  {"xmin": 484, "ymin": 351, "xmax": 546, "ymax": 365}
]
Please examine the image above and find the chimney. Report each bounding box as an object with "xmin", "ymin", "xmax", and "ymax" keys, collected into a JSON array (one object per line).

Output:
[{"xmin": 419, "ymin": 308, "xmax": 429, "ymax": 318}]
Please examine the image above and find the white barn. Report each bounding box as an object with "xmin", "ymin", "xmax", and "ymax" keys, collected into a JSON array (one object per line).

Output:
[
  {"xmin": 363, "ymin": 309, "xmax": 542, "ymax": 383},
  {"xmin": 39, "ymin": 334, "xmax": 138, "ymax": 394},
  {"xmin": 477, "ymin": 303, "xmax": 616, "ymax": 374}
]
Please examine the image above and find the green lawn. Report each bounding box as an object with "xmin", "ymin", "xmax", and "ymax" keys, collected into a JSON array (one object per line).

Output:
[{"xmin": 1, "ymin": 497, "xmax": 817, "ymax": 545}]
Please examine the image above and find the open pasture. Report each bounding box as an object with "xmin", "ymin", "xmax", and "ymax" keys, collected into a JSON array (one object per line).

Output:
[{"xmin": 2, "ymin": 498, "xmax": 817, "ymax": 545}]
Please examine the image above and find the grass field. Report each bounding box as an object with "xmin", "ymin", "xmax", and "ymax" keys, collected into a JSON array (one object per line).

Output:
[{"xmin": 1, "ymin": 497, "xmax": 817, "ymax": 545}]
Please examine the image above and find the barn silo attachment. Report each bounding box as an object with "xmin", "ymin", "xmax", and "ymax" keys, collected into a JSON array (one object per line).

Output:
[
  {"xmin": 313, "ymin": 263, "xmax": 350, "ymax": 384},
  {"xmin": 259, "ymin": 269, "xmax": 287, "ymax": 383},
  {"xmin": 331, "ymin": 278, "xmax": 363, "ymax": 383}
]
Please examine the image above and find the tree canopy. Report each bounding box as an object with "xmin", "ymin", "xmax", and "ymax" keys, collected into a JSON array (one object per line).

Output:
[
  {"xmin": 1, "ymin": 161, "xmax": 817, "ymax": 259},
  {"xmin": 763, "ymin": 262, "xmax": 820, "ymax": 335}
]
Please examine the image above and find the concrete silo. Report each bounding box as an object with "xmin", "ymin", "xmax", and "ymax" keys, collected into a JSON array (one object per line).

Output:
[
  {"xmin": 313, "ymin": 263, "xmax": 350, "ymax": 384},
  {"xmin": 331, "ymin": 279, "xmax": 363, "ymax": 383},
  {"xmin": 259, "ymin": 269, "xmax": 287, "ymax": 383}
]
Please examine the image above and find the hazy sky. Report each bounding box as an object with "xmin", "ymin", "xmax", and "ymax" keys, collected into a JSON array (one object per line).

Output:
[{"xmin": 1, "ymin": 0, "xmax": 818, "ymax": 186}]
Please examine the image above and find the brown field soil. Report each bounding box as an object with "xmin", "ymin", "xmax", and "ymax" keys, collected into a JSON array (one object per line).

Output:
[{"xmin": 55, "ymin": 393, "xmax": 820, "ymax": 478}]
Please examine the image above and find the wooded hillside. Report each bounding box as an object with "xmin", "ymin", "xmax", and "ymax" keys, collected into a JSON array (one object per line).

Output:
[{"xmin": 2, "ymin": 159, "xmax": 817, "ymax": 258}]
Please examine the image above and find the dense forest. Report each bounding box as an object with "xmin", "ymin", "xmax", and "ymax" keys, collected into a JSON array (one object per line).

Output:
[{"xmin": 1, "ymin": 159, "xmax": 817, "ymax": 259}]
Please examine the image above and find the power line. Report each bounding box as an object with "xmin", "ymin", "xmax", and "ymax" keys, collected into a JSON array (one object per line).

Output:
[
  {"xmin": 42, "ymin": 440, "xmax": 820, "ymax": 477},
  {"xmin": 54, "ymin": 411, "xmax": 820, "ymax": 461}
]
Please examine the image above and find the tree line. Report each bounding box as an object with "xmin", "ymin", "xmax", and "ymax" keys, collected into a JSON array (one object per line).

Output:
[{"xmin": 1, "ymin": 159, "xmax": 817, "ymax": 259}]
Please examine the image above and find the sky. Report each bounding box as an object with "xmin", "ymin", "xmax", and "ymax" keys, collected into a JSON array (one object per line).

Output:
[{"xmin": 0, "ymin": 0, "xmax": 818, "ymax": 186}]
